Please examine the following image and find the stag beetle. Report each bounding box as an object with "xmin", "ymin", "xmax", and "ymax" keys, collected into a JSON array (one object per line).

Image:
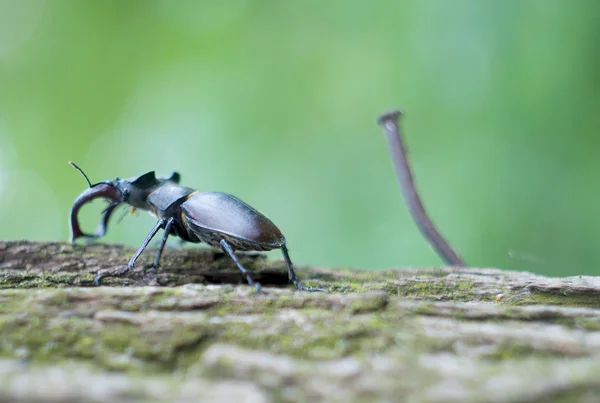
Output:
[{"xmin": 68, "ymin": 162, "xmax": 323, "ymax": 292}]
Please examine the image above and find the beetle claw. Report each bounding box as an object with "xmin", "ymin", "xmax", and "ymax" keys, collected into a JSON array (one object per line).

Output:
[
  {"xmin": 142, "ymin": 270, "xmax": 158, "ymax": 285},
  {"xmin": 93, "ymin": 272, "xmax": 106, "ymax": 286},
  {"xmin": 253, "ymin": 282, "xmax": 263, "ymax": 295},
  {"xmin": 143, "ymin": 265, "xmax": 157, "ymax": 281},
  {"xmin": 93, "ymin": 264, "xmax": 132, "ymax": 286},
  {"xmin": 300, "ymin": 285, "xmax": 329, "ymax": 293},
  {"xmin": 292, "ymin": 279, "xmax": 328, "ymax": 293}
]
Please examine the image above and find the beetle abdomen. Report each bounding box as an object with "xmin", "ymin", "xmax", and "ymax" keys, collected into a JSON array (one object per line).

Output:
[{"xmin": 181, "ymin": 192, "xmax": 285, "ymax": 251}]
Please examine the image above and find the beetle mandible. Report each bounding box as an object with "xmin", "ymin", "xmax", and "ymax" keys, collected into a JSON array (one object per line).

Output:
[{"xmin": 68, "ymin": 162, "xmax": 323, "ymax": 292}]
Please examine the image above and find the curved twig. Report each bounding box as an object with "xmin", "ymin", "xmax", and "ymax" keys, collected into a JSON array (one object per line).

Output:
[{"xmin": 377, "ymin": 109, "xmax": 466, "ymax": 266}]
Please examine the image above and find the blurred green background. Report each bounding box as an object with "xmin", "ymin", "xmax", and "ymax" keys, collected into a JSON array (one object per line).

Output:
[{"xmin": 1, "ymin": 0, "xmax": 599, "ymax": 276}]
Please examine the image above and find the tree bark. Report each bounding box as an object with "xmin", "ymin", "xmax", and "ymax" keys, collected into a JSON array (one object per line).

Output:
[{"xmin": 1, "ymin": 240, "xmax": 599, "ymax": 402}]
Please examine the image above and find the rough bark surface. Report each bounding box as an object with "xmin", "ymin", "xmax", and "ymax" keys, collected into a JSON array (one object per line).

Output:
[{"xmin": 1, "ymin": 240, "xmax": 600, "ymax": 402}]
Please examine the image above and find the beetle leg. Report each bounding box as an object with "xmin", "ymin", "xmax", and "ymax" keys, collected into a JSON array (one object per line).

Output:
[
  {"xmin": 281, "ymin": 245, "xmax": 327, "ymax": 292},
  {"xmin": 219, "ymin": 239, "xmax": 262, "ymax": 293},
  {"xmin": 150, "ymin": 217, "xmax": 175, "ymax": 270},
  {"xmin": 93, "ymin": 219, "xmax": 165, "ymax": 285}
]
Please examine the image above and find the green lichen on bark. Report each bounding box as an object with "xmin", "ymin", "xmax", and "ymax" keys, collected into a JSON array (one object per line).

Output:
[{"xmin": 2, "ymin": 241, "xmax": 600, "ymax": 402}]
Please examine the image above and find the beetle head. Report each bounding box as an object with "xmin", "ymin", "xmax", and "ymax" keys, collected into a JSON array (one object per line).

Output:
[
  {"xmin": 68, "ymin": 163, "xmax": 182, "ymax": 242},
  {"xmin": 112, "ymin": 170, "xmax": 181, "ymax": 208}
]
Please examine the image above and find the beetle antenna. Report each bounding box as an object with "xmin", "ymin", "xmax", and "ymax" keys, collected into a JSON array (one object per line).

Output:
[
  {"xmin": 116, "ymin": 205, "xmax": 130, "ymax": 225},
  {"xmin": 377, "ymin": 109, "xmax": 466, "ymax": 267},
  {"xmin": 69, "ymin": 161, "xmax": 93, "ymax": 188}
]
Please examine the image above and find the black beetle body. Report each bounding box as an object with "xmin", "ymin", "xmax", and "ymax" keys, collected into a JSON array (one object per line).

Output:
[{"xmin": 68, "ymin": 163, "xmax": 321, "ymax": 292}]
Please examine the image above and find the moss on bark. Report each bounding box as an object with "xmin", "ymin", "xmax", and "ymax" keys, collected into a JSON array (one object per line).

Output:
[{"xmin": 2, "ymin": 241, "xmax": 600, "ymax": 402}]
